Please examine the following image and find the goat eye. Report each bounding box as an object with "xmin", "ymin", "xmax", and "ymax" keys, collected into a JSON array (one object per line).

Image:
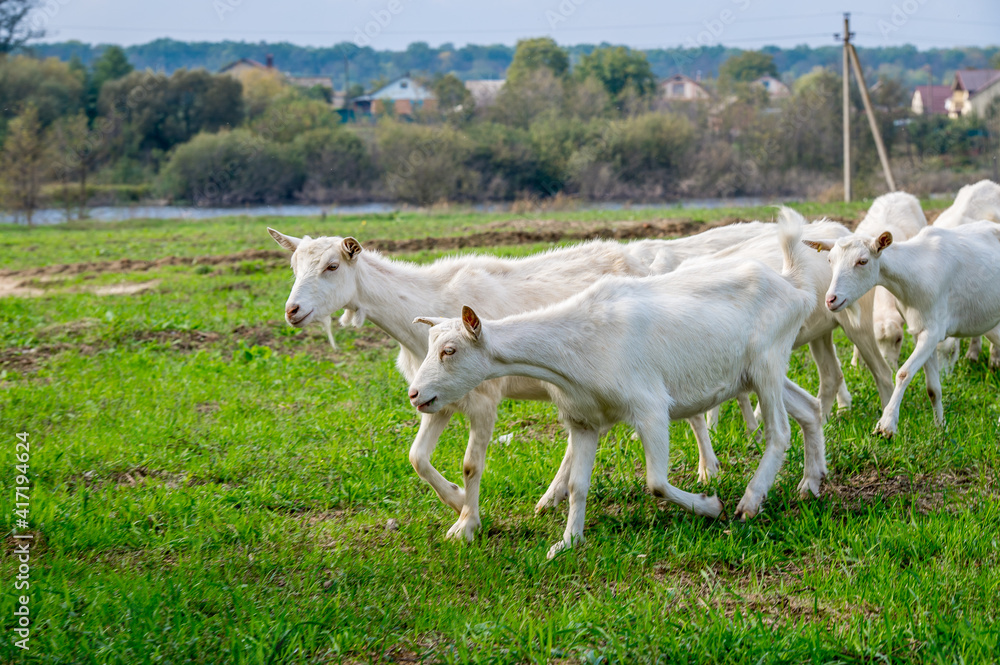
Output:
[
  {"xmin": 326, "ymin": 264, "xmax": 338, "ymax": 272},
  {"xmin": 441, "ymin": 347, "xmax": 456, "ymax": 357},
  {"xmin": 857, "ymin": 258, "xmax": 868, "ymax": 266}
]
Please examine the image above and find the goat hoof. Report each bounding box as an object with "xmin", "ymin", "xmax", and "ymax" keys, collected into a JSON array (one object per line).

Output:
[
  {"xmin": 734, "ymin": 490, "xmax": 763, "ymax": 520},
  {"xmin": 546, "ymin": 539, "xmax": 575, "ymax": 560},
  {"xmin": 872, "ymin": 424, "xmax": 895, "ymax": 439},
  {"xmin": 698, "ymin": 458, "xmax": 720, "ymax": 484},
  {"xmin": 797, "ymin": 476, "xmax": 823, "ymax": 499},
  {"xmin": 445, "ymin": 516, "xmax": 480, "ymax": 542},
  {"xmin": 534, "ymin": 488, "xmax": 567, "ymax": 514}
]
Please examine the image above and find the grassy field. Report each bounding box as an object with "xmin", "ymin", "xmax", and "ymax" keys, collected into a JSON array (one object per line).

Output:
[{"xmin": 1, "ymin": 204, "xmax": 999, "ymax": 664}]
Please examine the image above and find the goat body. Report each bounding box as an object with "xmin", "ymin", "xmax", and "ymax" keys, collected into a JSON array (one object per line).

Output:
[
  {"xmin": 932, "ymin": 180, "xmax": 1000, "ymax": 368},
  {"xmin": 815, "ymin": 221, "xmax": 1000, "ymax": 437},
  {"xmin": 850, "ymin": 192, "xmax": 928, "ymax": 370},
  {"xmin": 409, "ymin": 214, "xmax": 822, "ymax": 557}
]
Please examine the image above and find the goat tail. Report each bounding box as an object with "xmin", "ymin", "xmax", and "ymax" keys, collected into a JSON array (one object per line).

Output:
[
  {"xmin": 776, "ymin": 207, "xmax": 817, "ymax": 306},
  {"xmin": 777, "ymin": 207, "xmax": 805, "ymax": 283}
]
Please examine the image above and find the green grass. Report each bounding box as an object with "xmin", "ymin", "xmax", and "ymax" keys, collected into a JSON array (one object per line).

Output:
[
  {"xmin": 0, "ymin": 198, "xmax": 953, "ymax": 272},
  {"xmin": 1, "ymin": 207, "xmax": 998, "ymax": 664}
]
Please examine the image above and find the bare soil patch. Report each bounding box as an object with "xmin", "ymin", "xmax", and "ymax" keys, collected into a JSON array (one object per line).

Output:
[
  {"xmin": 0, "ymin": 275, "xmax": 161, "ymax": 298},
  {"xmin": 0, "ymin": 342, "xmax": 92, "ymax": 374},
  {"xmin": 1, "ymin": 218, "xmax": 774, "ymax": 280},
  {"xmin": 824, "ymin": 468, "xmax": 994, "ymax": 514},
  {"xmin": 1, "ymin": 248, "xmax": 286, "ymax": 279},
  {"xmin": 654, "ymin": 559, "xmax": 880, "ymax": 624},
  {"xmin": 91, "ymin": 280, "xmax": 161, "ymax": 296}
]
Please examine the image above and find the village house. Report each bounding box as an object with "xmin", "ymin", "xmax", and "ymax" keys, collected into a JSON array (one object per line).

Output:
[
  {"xmin": 947, "ymin": 69, "xmax": 1000, "ymax": 118},
  {"xmin": 351, "ymin": 75, "xmax": 437, "ymax": 117},
  {"xmin": 910, "ymin": 84, "xmax": 952, "ymax": 115},
  {"xmin": 753, "ymin": 75, "xmax": 790, "ymax": 99},
  {"xmin": 218, "ymin": 55, "xmax": 335, "ymax": 101},
  {"xmin": 659, "ymin": 74, "xmax": 711, "ymax": 101}
]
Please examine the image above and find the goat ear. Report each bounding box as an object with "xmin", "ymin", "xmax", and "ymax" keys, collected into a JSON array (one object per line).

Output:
[
  {"xmin": 802, "ymin": 239, "xmax": 834, "ymax": 253},
  {"xmin": 874, "ymin": 231, "xmax": 893, "ymax": 254},
  {"xmin": 268, "ymin": 228, "xmax": 301, "ymax": 252},
  {"xmin": 413, "ymin": 316, "xmax": 447, "ymax": 327},
  {"xmin": 342, "ymin": 237, "xmax": 363, "ymax": 261},
  {"xmin": 461, "ymin": 306, "xmax": 482, "ymax": 340}
]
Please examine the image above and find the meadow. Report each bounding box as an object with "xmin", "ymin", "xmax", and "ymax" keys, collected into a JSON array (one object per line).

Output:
[{"xmin": 1, "ymin": 203, "xmax": 999, "ymax": 664}]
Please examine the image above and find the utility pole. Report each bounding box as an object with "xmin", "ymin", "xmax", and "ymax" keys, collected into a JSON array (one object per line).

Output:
[
  {"xmin": 344, "ymin": 51, "xmax": 350, "ymax": 99},
  {"xmin": 841, "ymin": 13, "xmax": 852, "ymax": 202},
  {"xmin": 849, "ymin": 43, "xmax": 897, "ymax": 192},
  {"xmin": 837, "ymin": 13, "xmax": 897, "ymax": 201}
]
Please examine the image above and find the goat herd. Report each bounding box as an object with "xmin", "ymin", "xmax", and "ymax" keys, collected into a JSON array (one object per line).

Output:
[{"xmin": 268, "ymin": 179, "xmax": 1000, "ymax": 559}]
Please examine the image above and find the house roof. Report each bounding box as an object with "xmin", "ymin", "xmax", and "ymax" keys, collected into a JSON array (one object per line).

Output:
[
  {"xmin": 912, "ymin": 85, "xmax": 951, "ymax": 114},
  {"xmin": 354, "ymin": 75, "xmax": 435, "ymax": 102},
  {"xmin": 218, "ymin": 58, "xmax": 268, "ymax": 73},
  {"xmin": 660, "ymin": 74, "xmax": 710, "ymax": 94},
  {"xmin": 288, "ymin": 76, "xmax": 332, "ymax": 88},
  {"xmin": 953, "ymin": 70, "xmax": 1000, "ymax": 95},
  {"xmin": 662, "ymin": 73, "xmax": 700, "ymax": 85},
  {"xmin": 753, "ymin": 76, "xmax": 790, "ymax": 96}
]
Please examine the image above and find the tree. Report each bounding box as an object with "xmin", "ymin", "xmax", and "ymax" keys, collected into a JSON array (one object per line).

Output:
[
  {"xmin": 431, "ymin": 72, "xmax": 474, "ymax": 121},
  {"xmin": 506, "ymin": 38, "xmax": 568, "ymax": 85},
  {"xmin": 0, "ymin": 104, "xmax": 45, "ymax": 224},
  {"xmin": 489, "ymin": 68, "xmax": 564, "ymax": 129},
  {"xmin": 48, "ymin": 112, "xmax": 98, "ymax": 219},
  {"xmin": 85, "ymin": 45, "xmax": 133, "ymax": 119},
  {"xmin": 574, "ymin": 46, "xmax": 657, "ymax": 106},
  {"xmin": 0, "ymin": 0, "xmax": 43, "ymax": 54},
  {"xmin": 718, "ymin": 51, "xmax": 779, "ymax": 89},
  {"xmin": 252, "ymin": 97, "xmax": 339, "ymax": 143},
  {"xmin": 99, "ymin": 68, "xmax": 243, "ymax": 157},
  {"xmin": 237, "ymin": 67, "xmax": 289, "ymax": 118},
  {"xmin": 0, "ymin": 55, "xmax": 84, "ymax": 134}
]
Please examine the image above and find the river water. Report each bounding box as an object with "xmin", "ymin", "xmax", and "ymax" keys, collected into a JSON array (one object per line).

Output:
[{"xmin": 3, "ymin": 197, "xmax": 788, "ymax": 227}]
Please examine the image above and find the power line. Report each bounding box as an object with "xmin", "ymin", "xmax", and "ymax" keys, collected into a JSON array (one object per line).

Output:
[
  {"xmin": 47, "ymin": 13, "xmax": 848, "ymax": 38},
  {"xmin": 851, "ymin": 11, "xmax": 1000, "ymax": 28}
]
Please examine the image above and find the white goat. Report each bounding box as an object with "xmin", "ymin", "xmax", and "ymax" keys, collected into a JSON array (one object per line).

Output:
[
  {"xmin": 539, "ymin": 215, "xmax": 895, "ymax": 508},
  {"xmin": 688, "ymin": 216, "xmax": 895, "ymax": 418},
  {"xmin": 633, "ymin": 217, "xmax": 894, "ymax": 416},
  {"xmin": 409, "ymin": 213, "xmax": 821, "ymax": 557},
  {"xmin": 807, "ymin": 221, "xmax": 1000, "ymax": 437},
  {"xmin": 268, "ymin": 230, "xmax": 746, "ymax": 542},
  {"xmin": 933, "ymin": 179, "xmax": 1000, "ymax": 229},
  {"xmin": 848, "ymin": 192, "xmax": 927, "ymax": 371},
  {"xmin": 933, "ymin": 180, "xmax": 1000, "ymax": 368}
]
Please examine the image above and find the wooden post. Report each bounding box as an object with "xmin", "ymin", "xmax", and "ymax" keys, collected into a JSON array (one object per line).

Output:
[
  {"xmin": 842, "ymin": 13, "xmax": 851, "ymax": 202},
  {"xmin": 849, "ymin": 44, "xmax": 897, "ymax": 192}
]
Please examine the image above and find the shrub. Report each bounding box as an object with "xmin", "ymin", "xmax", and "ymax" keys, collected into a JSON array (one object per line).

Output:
[
  {"xmin": 376, "ymin": 121, "xmax": 480, "ymax": 205},
  {"xmin": 466, "ymin": 122, "xmax": 551, "ymax": 199},
  {"xmin": 252, "ymin": 98, "xmax": 342, "ymax": 143},
  {"xmin": 567, "ymin": 112, "xmax": 695, "ymax": 198},
  {"xmin": 158, "ymin": 129, "xmax": 304, "ymax": 205},
  {"xmin": 293, "ymin": 128, "xmax": 376, "ymax": 202}
]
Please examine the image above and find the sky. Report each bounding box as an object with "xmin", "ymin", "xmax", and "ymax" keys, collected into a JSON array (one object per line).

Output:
[{"xmin": 30, "ymin": 0, "xmax": 1000, "ymax": 51}]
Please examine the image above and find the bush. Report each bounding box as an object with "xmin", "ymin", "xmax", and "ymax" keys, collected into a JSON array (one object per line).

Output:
[
  {"xmin": 567, "ymin": 113, "xmax": 695, "ymax": 199},
  {"xmin": 158, "ymin": 129, "xmax": 304, "ymax": 205},
  {"xmin": 467, "ymin": 122, "xmax": 551, "ymax": 199},
  {"xmin": 293, "ymin": 128, "xmax": 376, "ymax": 202},
  {"xmin": 376, "ymin": 121, "xmax": 480, "ymax": 205},
  {"xmin": 252, "ymin": 98, "xmax": 342, "ymax": 143}
]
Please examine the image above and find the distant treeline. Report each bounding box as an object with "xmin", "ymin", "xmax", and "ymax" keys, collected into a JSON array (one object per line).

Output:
[
  {"xmin": 29, "ymin": 39, "xmax": 1000, "ymax": 89},
  {"xmin": 3, "ymin": 37, "xmax": 998, "ymax": 226}
]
